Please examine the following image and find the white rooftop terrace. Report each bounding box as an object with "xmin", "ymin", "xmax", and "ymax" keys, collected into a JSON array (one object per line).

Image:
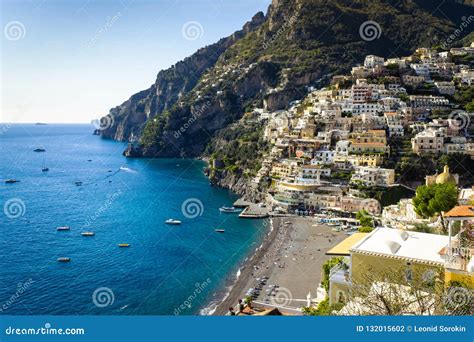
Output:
[{"xmin": 350, "ymin": 228, "xmax": 449, "ymax": 264}]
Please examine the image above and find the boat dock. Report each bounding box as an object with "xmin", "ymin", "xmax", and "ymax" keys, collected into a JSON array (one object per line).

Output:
[
  {"xmin": 233, "ymin": 198, "xmax": 254, "ymax": 208},
  {"xmin": 238, "ymin": 203, "xmax": 270, "ymax": 218}
]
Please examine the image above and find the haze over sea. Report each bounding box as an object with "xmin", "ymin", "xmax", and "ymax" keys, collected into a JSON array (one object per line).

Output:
[{"xmin": 0, "ymin": 124, "xmax": 267, "ymax": 315}]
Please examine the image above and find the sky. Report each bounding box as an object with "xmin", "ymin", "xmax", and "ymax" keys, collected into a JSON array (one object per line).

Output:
[{"xmin": 1, "ymin": 0, "xmax": 271, "ymax": 123}]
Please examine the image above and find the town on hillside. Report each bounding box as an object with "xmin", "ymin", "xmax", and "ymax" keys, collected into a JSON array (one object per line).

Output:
[{"xmin": 221, "ymin": 44, "xmax": 474, "ymax": 316}]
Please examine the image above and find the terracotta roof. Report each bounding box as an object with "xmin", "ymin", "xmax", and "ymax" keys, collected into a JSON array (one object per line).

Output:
[{"xmin": 444, "ymin": 205, "xmax": 474, "ymax": 218}]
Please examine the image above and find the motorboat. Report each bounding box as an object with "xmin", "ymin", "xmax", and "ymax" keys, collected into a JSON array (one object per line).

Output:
[
  {"xmin": 81, "ymin": 232, "xmax": 95, "ymax": 236},
  {"xmin": 57, "ymin": 257, "xmax": 70, "ymax": 262},
  {"xmin": 34, "ymin": 148, "xmax": 46, "ymax": 152},
  {"xmin": 5, "ymin": 179, "xmax": 19, "ymax": 184},
  {"xmin": 214, "ymin": 229, "xmax": 225, "ymax": 233},
  {"xmin": 57, "ymin": 226, "xmax": 70, "ymax": 231},
  {"xmin": 118, "ymin": 243, "xmax": 130, "ymax": 247},
  {"xmin": 165, "ymin": 219, "xmax": 182, "ymax": 225},
  {"xmin": 219, "ymin": 206, "xmax": 241, "ymax": 213}
]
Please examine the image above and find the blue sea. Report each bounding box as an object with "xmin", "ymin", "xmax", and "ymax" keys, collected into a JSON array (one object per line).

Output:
[{"xmin": 0, "ymin": 124, "xmax": 267, "ymax": 315}]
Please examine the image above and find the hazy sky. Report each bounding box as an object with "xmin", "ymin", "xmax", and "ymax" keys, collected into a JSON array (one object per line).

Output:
[{"xmin": 1, "ymin": 0, "xmax": 271, "ymax": 123}]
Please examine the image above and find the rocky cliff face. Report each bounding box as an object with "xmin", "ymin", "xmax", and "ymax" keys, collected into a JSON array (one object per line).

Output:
[
  {"xmin": 101, "ymin": 0, "xmax": 471, "ymax": 190},
  {"xmin": 100, "ymin": 12, "xmax": 266, "ymax": 142}
]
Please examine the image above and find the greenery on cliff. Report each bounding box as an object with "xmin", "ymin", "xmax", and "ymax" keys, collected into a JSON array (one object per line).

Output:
[{"xmin": 102, "ymin": 0, "xmax": 472, "ymax": 181}]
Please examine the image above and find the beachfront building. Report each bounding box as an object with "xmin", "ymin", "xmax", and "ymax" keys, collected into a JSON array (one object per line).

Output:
[
  {"xmin": 271, "ymin": 159, "xmax": 300, "ymax": 179},
  {"xmin": 326, "ymin": 228, "xmax": 448, "ymax": 306},
  {"xmin": 326, "ymin": 208, "xmax": 474, "ymax": 309}
]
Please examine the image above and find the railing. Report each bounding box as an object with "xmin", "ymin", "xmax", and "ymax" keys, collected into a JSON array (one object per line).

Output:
[
  {"xmin": 445, "ymin": 246, "xmax": 473, "ymax": 272},
  {"xmin": 329, "ymin": 261, "xmax": 351, "ymax": 284}
]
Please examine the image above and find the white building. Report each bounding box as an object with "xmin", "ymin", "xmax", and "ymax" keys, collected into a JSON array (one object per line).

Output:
[
  {"xmin": 351, "ymin": 167, "xmax": 395, "ymax": 187},
  {"xmin": 364, "ymin": 55, "xmax": 385, "ymax": 68}
]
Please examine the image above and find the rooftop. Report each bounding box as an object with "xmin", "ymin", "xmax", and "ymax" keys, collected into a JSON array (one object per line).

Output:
[
  {"xmin": 326, "ymin": 233, "xmax": 369, "ymax": 256},
  {"xmin": 444, "ymin": 205, "xmax": 474, "ymax": 219},
  {"xmin": 350, "ymin": 228, "xmax": 449, "ymax": 265}
]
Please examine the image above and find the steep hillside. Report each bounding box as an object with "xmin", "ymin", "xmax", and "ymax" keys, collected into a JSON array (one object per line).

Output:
[{"xmin": 100, "ymin": 0, "xmax": 472, "ymax": 161}]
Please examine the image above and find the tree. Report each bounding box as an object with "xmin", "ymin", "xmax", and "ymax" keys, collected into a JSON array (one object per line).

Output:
[
  {"xmin": 321, "ymin": 257, "xmax": 344, "ymax": 292},
  {"xmin": 301, "ymin": 298, "xmax": 344, "ymax": 316},
  {"xmin": 412, "ymin": 183, "xmax": 458, "ymax": 233},
  {"xmin": 356, "ymin": 209, "xmax": 373, "ymax": 230},
  {"xmin": 345, "ymin": 265, "xmax": 473, "ymax": 315},
  {"xmin": 345, "ymin": 266, "xmax": 440, "ymax": 315}
]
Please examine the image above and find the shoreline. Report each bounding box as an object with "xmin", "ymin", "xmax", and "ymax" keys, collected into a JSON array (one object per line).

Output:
[
  {"xmin": 211, "ymin": 216, "xmax": 284, "ymax": 315},
  {"xmin": 210, "ymin": 215, "xmax": 347, "ymax": 315}
]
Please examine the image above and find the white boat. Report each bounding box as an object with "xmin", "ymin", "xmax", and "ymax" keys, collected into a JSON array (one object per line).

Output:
[
  {"xmin": 219, "ymin": 206, "xmax": 241, "ymax": 213},
  {"xmin": 165, "ymin": 219, "xmax": 182, "ymax": 225},
  {"xmin": 81, "ymin": 232, "xmax": 95, "ymax": 236},
  {"xmin": 215, "ymin": 229, "xmax": 225, "ymax": 233},
  {"xmin": 57, "ymin": 226, "xmax": 70, "ymax": 231}
]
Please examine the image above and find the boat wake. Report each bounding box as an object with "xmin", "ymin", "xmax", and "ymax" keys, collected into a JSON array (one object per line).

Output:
[{"xmin": 119, "ymin": 166, "xmax": 137, "ymax": 173}]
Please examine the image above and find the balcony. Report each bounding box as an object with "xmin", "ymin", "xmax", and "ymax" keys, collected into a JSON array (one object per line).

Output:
[
  {"xmin": 444, "ymin": 246, "xmax": 474, "ymax": 272},
  {"xmin": 329, "ymin": 259, "xmax": 352, "ymax": 285}
]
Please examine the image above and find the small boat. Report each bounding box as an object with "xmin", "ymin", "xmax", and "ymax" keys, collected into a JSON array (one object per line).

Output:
[
  {"xmin": 57, "ymin": 226, "xmax": 70, "ymax": 231},
  {"xmin": 41, "ymin": 157, "xmax": 49, "ymax": 172},
  {"xmin": 33, "ymin": 148, "xmax": 46, "ymax": 152},
  {"xmin": 118, "ymin": 243, "xmax": 130, "ymax": 247},
  {"xmin": 81, "ymin": 232, "xmax": 95, "ymax": 236},
  {"xmin": 215, "ymin": 229, "xmax": 225, "ymax": 233},
  {"xmin": 165, "ymin": 219, "xmax": 182, "ymax": 225},
  {"xmin": 75, "ymin": 181, "xmax": 83, "ymax": 186},
  {"xmin": 219, "ymin": 206, "xmax": 241, "ymax": 213},
  {"xmin": 57, "ymin": 257, "xmax": 70, "ymax": 262},
  {"xmin": 5, "ymin": 179, "xmax": 19, "ymax": 184}
]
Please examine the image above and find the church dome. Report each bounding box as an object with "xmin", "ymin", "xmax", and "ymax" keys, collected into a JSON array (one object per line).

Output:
[{"xmin": 435, "ymin": 165, "xmax": 457, "ymax": 184}]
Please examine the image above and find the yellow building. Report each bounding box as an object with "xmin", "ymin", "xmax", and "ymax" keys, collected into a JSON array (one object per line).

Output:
[
  {"xmin": 327, "ymin": 213, "xmax": 474, "ymax": 308},
  {"xmin": 444, "ymin": 205, "xmax": 474, "ymax": 287},
  {"xmin": 349, "ymin": 130, "xmax": 387, "ymax": 145},
  {"xmin": 349, "ymin": 142, "xmax": 389, "ymax": 155},
  {"xmin": 425, "ymin": 165, "xmax": 459, "ymax": 186}
]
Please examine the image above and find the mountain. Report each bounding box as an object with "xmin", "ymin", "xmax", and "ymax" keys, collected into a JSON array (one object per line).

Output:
[{"xmin": 99, "ymin": 0, "xmax": 471, "ymax": 161}]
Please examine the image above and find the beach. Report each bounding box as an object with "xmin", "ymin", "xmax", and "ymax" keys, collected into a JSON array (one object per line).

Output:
[{"xmin": 213, "ymin": 216, "xmax": 347, "ymax": 315}]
